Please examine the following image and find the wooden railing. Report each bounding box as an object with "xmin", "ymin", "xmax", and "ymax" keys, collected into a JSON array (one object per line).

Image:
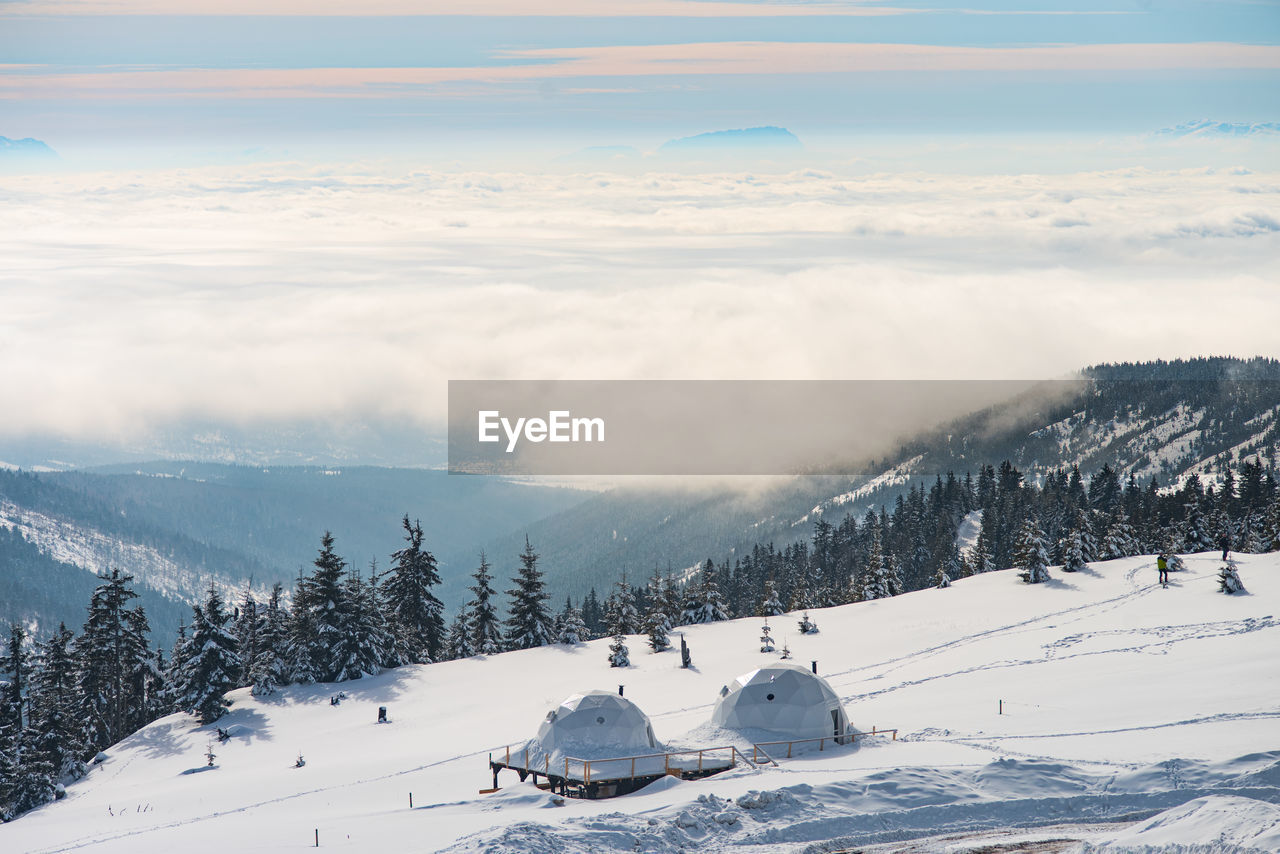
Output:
[
  {"xmin": 496, "ymin": 744, "xmax": 750, "ymax": 783},
  {"xmin": 751, "ymin": 727, "xmax": 897, "ymax": 762}
]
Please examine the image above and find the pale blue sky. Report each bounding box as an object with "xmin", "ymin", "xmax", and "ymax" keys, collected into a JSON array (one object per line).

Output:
[{"xmin": 1, "ymin": 0, "xmax": 1277, "ymax": 161}]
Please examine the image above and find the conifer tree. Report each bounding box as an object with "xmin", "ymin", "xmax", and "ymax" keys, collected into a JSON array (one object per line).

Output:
[
  {"xmin": 1062, "ymin": 525, "xmax": 1088, "ymax": 573},
  {"xmin": 1218, "ymin": 556, "xmax": 1245, "ymax": 594},
  {"xmin": 330, "ymin": 569, "xmax": 388, "ymax": 681},
  {"xmin": 73, "ymin": 570, "xmax": 152, "ymax": 752},
  {"xmin": 468, "ymin": 552, "xmax": 504, "ymax": 655},
  {"xmin": 661, "ymin": 573, "xmax": 683, "ymax": 628},
  {"xmin": 1015, "ymin": 516, "xmax": 1051, "ymax": 584},
  {"xmin": 290, "ymin": 532, "xmax": 348, "ymax": 682},
  {"xmin": 1101, "ymin": 508, "xmax": 1138, "ymax": 559},
  {"xmin": 445, "ymin": 610, "xmax": 475, "ymax": 660},
  {"xmin": 759, "ymin": 618, "xmax": 775, "ymax": 653},
  {"xmin": 385, "ymin": 516, "xmax": 445, "ymax": 664},
  {"xmin": 504, "ymin": 537, "xmax": 555, "ymax": 650},
  {"xmin": 249, "ymin": 584, "xmax": 290, "ymax": 697},
  {"xmin": 681, "ymin": 559, "xmax": 730, "ymax": 624},
  {"xmin": 28, "ymin": 623, "xmax": 87, "ymax": 782},
  {"xmin": 557, "ymin": 598, "xmax": 589, "ymax": 645},
  {"xmin": 232, "ymin": 587, "xmax": 259, "ymax": 681},
  {"xmin": 643, "ymin": 604, "xmax": 670, "ymax": 652},
  {"xmin": 758, "ymin": 579, "xmax": 785, "ymax": 616},
  {"xmin": 178, "ymin": 585, "xmax": 242, "ymax": 724},
  {"xmin": 607, "ymin": 630, "xmax": 630, "ymax": 667},
  {"xmin": 609, "ymin": 574, "xmax": 639, "ymax": 635},
  {"xmin": 859, "ymin": 527, "xmax": 896, "ymax": 601},
  {"xmin": 1181, "ymin": 501, "xmax": 1215, "ymax": 552},
  {"xmin": 797, "ymin": 611, "xmax": 819, "ymax": 634}
]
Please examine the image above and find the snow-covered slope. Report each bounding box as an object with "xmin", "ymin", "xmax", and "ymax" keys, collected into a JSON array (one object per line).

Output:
[{"xmin": 4, "ymin": 552, "xmax": 1279, "ymax": 853}]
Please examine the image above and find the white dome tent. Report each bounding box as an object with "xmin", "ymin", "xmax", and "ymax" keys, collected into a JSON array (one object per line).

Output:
[
  {"xmin": 527, "ymin": 690, "xmax": 659, "ymax": 766},
  {"xmin": 711, "ymin": 662, "xmax": 850, "ymax": 741}
]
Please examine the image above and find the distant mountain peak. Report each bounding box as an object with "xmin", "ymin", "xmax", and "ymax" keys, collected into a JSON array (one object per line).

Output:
[
  {"xmin": 659, "ymin": 126, "xmax": 802, "ymax": 153},
  {"xmin": 1155, "ymin": 120, "xmax": 1280, "ymax": 139},
  {"xmin": 0, "ymin": 135, "xmax": 57, "ymax": 157}
]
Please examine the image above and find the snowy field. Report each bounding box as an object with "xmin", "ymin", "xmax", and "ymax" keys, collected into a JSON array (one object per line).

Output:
[{"xmin": 3, "ymin": 551, "xmax": 1279, "ymax": 853}]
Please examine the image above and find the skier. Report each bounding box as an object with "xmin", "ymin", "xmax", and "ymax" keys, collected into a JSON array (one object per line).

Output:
[
  {"xmin": 1157, "ymin": 554, "xmax": 1169, "ymax": 587},
  {"xmin": 1218, "ymin": 533, "xmax": 1231, "ymax": 562}
]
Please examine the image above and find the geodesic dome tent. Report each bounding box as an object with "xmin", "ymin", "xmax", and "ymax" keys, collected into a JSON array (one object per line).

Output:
[
  {"xmin": 527, "ymin": 690, "xmax": 660, "ymax": 763},
  {"xmin": 711, "ymin": 662, "xmax": 849, "ymax": 740}
]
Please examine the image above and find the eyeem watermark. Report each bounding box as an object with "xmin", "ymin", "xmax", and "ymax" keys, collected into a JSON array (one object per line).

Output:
[
  {"xmin": 478, "ymin": 410, "xmax": 605, "ymax": 453},
  {"xmin": 449, "ymin": 379, "xmax": 1074, "ymax": 475}
]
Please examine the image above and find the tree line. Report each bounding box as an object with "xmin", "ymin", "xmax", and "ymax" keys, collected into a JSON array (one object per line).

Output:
[{"xmin": 4, "ymin": 460, "xmax": 1280, "ymax": 820}]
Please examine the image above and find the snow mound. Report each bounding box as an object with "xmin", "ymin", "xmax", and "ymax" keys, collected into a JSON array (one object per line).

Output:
[{"xmin": 1074, "ymin": 795, "xmax": 1280, "ymax": 853}]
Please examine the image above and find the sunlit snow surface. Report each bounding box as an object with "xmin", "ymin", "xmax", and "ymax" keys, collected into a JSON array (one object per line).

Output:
[{"xmin": 4, "ymin": 552, "xmax": 1278, "ymax": 853}]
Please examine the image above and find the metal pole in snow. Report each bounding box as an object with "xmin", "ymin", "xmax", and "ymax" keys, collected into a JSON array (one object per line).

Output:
[
  {"xmin": 409, "ymin": 792, "xmax": 413, "ymax": 808},
  {"xmin": 999, "ymin": 699, "xmax": 1003, "ymax": 715},
  {"xmin": 315, "ymin": 828, "xmax": 319, "ymax": 847}
]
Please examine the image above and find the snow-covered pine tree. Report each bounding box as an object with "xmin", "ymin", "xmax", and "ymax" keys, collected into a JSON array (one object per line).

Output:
[
  {"xmin": 758, "ymin": 579, "xmax": 785, "ymax": 616},
  {"xmin": 249, "ymin": 583, "xmax": 290, "ymax": 697},
  {"xmin": 28, "ymin": 623, "xmax": 87, "ymax": 782},
  {"xmin": 1262, "ymin": 497, "xmax": 1280, "ymax": 553},
  {"xmin": 445, "ymin": 609, "xmax": 474, "ymax": 660},
  {"xmin": 385, "ymin": 516, "xmax": 445, "ymax": 665},
  {"xmin": 1062, "ymin": 525, "xmax": 1088, "ymax": 573},
  {"xmin": 1218, "ymin": 556, "xmax": 1245, "ymax": 594},
  {"xmin": 680, "ymin": 559, "xmax": 730, "ymax": 624},
  {"xmin": 787, "ymin": 565, "xmax": 811, "ymax": 612},
  {"xmin": 289, "ymin": 532, "xmax": 349, "ymax": 682},
  {"xmin": 887, "ymin": 554, "xmax": 905, "ymax": 596},
  {"xmin": 935, "ymin": 567, "xmax": 951, "ymax": 588},
  {"xmin": 3, "ymin": 625, "xmax": 27, "ymax": 737},
  {"xmin": 1014, "ymin": 516, "xmax": 1051, "ymax": 584},
  {"xmin": 178, "ymin": 585, "xmax": 242, "ymax": 724},
  {"xmin": 557, "ymin": 598, "xmax": 589, "ymax": 645},
  {"xmin": 607, "ymin": 630, "xmax": 630, "ymax": 667},
  {"xmin": 610, "ymin": 574, "xmax": 639, "ymax": 635},
  {"xmin": 1181, "ymin": 501, "xmax": 1215, "ymax": 552},
  {"xmin": 643, "ymin": 605, "xmax": 670, "ymax": 652},
  {"xmin": 73, "ymin": 570, "xmax": 153, "ymax": 752},
  {"xmin": 5, "ymin": 736, "xmax": 56, "ymax": 818},
  {"xmin": 970, "ymin": 527, "xmax": 994, "ymax": 574},
  {"xmin": 661, "ymin": 573, "xmax": 684, "ymax": 629},
  {"xmin": 1101, "ymin": 509, "xmax": 1139, "ymax": 559},
  {"xmin": 759, "ymin": 618, "xmax": 775, "ymax": 653},
  {"xmin": 468, "ymin": 552, "xmax": 504, "ymax": 655},
  {"xmin": 330, "ymin": 569, "xmax": 387, "ymax": 682},
  {"xmin": 165, "ymin": 622, "xmax": 191, "ymax": 709},
  {"xmin": 504, "ymin": 536, "xmax": 555, "ymax": 650},
  {"xmin": 859, "ymin": 527, "xmax": 896, "ymax": 601},
  {"xmin": 797, "ymin": 611, "xmax": 819, "ymax": 635},
  {"xmin": 232, "ymin": 587, "xmax": 259, "ymax": 680}
]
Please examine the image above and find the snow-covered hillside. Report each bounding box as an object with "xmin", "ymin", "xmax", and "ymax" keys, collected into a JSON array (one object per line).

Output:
[{"xmin": 4, "ymin": 552, "xmax": 1278, "ymax": 853}]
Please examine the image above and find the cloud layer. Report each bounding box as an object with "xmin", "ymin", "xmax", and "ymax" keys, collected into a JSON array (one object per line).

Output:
[{"xmin": 2, "ymin": 161, "xmax": 1278, "ymax": 441}]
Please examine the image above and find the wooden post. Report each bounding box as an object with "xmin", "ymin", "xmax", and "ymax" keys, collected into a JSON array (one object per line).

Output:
[
  {"xmin": 506, "ymin": 745, "xmax": 511, "ymax": 765},
  {"xmin": 698, "ymin": 750, "xmax": 703, "ymax": 772},
  {"xmin": 565, "ymin": 757, "xmax": 569, "ymax": 779},
  {"xmin": 999, "ymin": 699, "xmax": 1003, "ymax": 715},
  {"xmin": 892, "ymin": 730, "xmax": 897, "ymax": 741},
  {"xmin": 314, "ymin": 829, "xmax": 319, "ymax": 847},
  {"xmin": 819, "ymin": 737, "xmax": 824, "ymax": 752},
  {"xmin": 630, "ymin": 757, "xmax": 636, "ymax": 779},
  {"xmin": 665, "ymin": 753, "xmax": 669, "ymax": 774},
  {"xmin": 872, "ymin": 726, "xmax": 876, "ymax": 735},
  {"xmin": 409, "ymin": 792, "xmax": 413, "ymax": 808}
]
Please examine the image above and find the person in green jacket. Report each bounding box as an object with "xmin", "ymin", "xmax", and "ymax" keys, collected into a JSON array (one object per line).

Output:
[{"xmin": 1157, "ymin": 554, "xmax": 1169, "ymax": 587}]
